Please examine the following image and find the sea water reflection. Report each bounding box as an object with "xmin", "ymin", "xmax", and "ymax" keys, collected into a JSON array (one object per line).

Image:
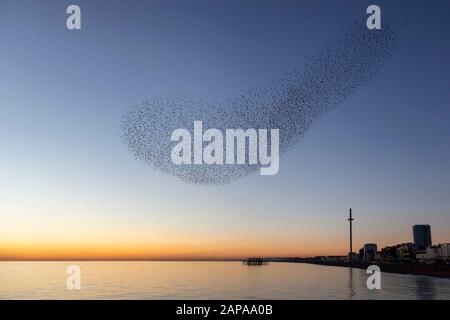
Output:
[{"xmin": 0, "ymin": 261, "xmax": 449, "ymax": 300}]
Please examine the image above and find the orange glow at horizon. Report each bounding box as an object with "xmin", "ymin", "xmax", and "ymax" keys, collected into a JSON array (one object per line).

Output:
[
  {"xmin": 0, "ymin": 235, "xmax": 351, "ymax": 261},
  {"xmin": 2, "ymin": 206, "xmax": 448, "ymax": 261}
]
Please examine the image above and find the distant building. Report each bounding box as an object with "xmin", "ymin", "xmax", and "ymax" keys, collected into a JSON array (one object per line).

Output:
[
  {"xmin": 426, "ymin": 247, "xmax": 439, "ymax": 262},
  {"xmin": 375, "ymin": 251, "xmax": 381, "ymax": 261},
  {"xmin": 439, "ymin": 243, "xmax": 450, "ymax": 260},
  {"xmin": 416, "ymin": 244, "xmax": 450, "ymax": 263},
  {"xmin": 396, "ymin": 243, "xmax": 415, "ymax": 261},
  {"xmin": 413, "ymin": 224, "xmax": 432, "ymax": 250},
  {"xmin": 348, "ymin": 252, "xmax": 359, "ymax": 262},
  {"xmin": 381, "ymin": 246, "xmax": 397, "ymax": 262},
  {"xmin": 417, "ymin": 246, "xmax": 439, "ymax": 263},
  {"xmin": 363, "ymin": 243, "xmax": 377, "ymax": 262},
  {"xmin": 416, "ymin": 252, "xmax": 427, "ymax": 263},
  {"xmin": 358, "ymin": 248, "xmax": 364, "ymax": 261}
]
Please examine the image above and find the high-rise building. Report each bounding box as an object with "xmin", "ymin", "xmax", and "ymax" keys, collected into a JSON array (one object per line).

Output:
[{"xmin": 413, "ymin": 225, "xmax": 432, "ymax": 250}]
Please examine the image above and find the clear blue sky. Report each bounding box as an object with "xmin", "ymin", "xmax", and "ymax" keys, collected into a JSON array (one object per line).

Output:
[{"xmin": 0, "ymin": 0, "xmax": 449, "ymax": 259}]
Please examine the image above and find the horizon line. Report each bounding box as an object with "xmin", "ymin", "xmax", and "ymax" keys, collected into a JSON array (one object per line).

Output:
[{"xmin": 0, "ymin": 257, "xmax": 311, "ymax": 262}]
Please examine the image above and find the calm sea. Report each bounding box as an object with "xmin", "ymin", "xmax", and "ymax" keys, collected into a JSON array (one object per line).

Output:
[{"xmin": 0, "ymin": 261, "xmax": 449, "ymax": 300}]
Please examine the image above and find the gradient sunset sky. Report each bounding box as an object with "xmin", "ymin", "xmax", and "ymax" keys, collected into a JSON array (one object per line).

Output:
[{"xmin": 1, "ymin": 0, "xmax": 450, "ymax": 260}]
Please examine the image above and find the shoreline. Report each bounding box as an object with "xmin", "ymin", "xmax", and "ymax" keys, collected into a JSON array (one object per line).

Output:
[{"xmin": 267, "ymin": 258, "xmax": 450, "ymax": 278}]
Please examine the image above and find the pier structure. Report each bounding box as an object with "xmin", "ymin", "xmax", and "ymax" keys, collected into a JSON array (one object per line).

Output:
[{"xmin": 243, "ymin": 257, "xmax": 266, "ymax": 266}]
